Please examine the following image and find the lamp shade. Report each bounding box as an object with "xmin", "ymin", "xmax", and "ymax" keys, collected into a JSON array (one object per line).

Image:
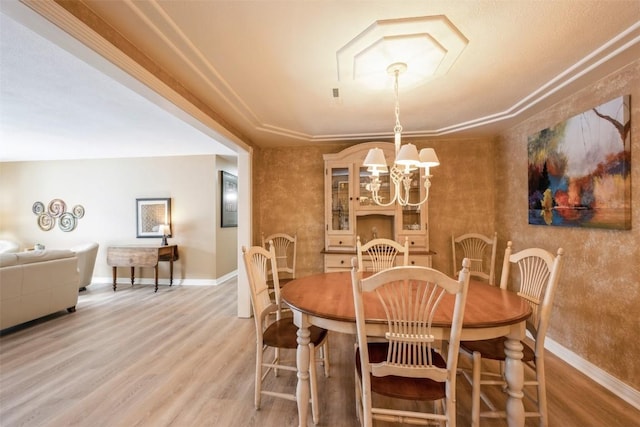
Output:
[
  {"xmin": 395, "ymin": 143, "xmax": 420, "ymax": 168},
  {"xmin": 158, "ymin": 224, "xmax": 170, "ymax": 236},
  {"xmin": 419, "ymin": 148, "xmax": 440, "ymax": 167},
  {"xmin": 363, "ymin": 148, "xmax": 387, "ymax": 169}
]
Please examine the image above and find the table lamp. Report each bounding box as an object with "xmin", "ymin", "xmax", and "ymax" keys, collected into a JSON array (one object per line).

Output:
[{"xmin": 159, "ymin": 224, "xmax": 170, "ymax": 246}]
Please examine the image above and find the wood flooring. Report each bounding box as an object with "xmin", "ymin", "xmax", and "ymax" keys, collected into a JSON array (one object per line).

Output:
[{"xmin": 0, "ymin": 280, "xmax": 637, "ymax": 426}]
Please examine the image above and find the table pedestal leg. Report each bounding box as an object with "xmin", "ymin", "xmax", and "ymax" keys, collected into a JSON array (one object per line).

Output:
[
  {"xmin": 294, "ymin": 314, "xmax": 311, "ymax": 427},
  {"xmin": 504, "ymin": 330, "xmax": 526, "ymax": 427}
]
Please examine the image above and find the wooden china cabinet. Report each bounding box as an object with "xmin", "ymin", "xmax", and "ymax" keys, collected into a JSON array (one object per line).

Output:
[{"xmin": 322, "ymin": 142, "xmax": 434, "ymax": 272}]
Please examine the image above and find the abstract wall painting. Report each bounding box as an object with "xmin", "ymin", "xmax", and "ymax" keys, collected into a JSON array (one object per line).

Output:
[{"xmin": 528, "ymin": 95, "xmax": 631, "ymax": 229}]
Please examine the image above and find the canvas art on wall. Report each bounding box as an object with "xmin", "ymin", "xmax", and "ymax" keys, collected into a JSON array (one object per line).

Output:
[{"xmin": 528, "ymin": 95, "xmax": 631, "ymax": 229}]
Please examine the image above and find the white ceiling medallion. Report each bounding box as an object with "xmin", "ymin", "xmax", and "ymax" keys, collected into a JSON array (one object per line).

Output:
[{"xmin": 336, "ymin": 15, "xmax": 469, "ymax": 90}]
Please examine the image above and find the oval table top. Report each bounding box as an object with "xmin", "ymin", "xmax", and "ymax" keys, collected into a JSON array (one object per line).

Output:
[{"xmin": 281, "ymin": 271, "xmax": 531, "ymax": 329}]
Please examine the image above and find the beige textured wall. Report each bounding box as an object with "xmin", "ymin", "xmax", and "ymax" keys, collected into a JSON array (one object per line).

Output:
[
  {"xmin": 496, "ymin": 59, "xmax": 640, "ymax": 389},
  {"xmin": 254, "ymin": 143, "xmax": 349, "ymax": 277}
]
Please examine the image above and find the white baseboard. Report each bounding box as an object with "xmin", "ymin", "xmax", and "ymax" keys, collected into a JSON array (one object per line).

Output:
[
  {"xmin": 546, "ymin": 337, "xmax": 640, "ymax": 411},
  {"xmin": 91, "ymin": 270, "xmax": 237, "ymax": 288}
]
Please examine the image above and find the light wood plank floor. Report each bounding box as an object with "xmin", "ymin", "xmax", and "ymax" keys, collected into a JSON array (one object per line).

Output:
[{"xmin": 1, "ymin": 280, "xmax": 638, "ymax": 426}]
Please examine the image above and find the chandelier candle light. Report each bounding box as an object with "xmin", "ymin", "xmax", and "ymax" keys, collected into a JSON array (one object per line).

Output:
[{"xmin": 363, "ymin": 62, "xmax": 439, "ymax": 207}]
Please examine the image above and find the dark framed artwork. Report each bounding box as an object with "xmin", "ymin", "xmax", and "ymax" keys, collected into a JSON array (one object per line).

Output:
[
  {"xmin": 136, "ymin": 198, "xmax": 172, "ymax": 238},
  {"xmin": 528, "ymin": 95, "xmax": 631, "ymax": 229},
  {"xmin": 221, "ymin": 171, "xmax": 238, "ymax": 228}
]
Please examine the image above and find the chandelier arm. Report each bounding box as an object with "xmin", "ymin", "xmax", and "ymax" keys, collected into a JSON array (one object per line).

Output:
[
  {"xmin": 402, "ymin": 176, "xmax": 432, "ymax": 207},
  {"xmin": 396, "ymin": 174, "xmax": 413, "ymax": 205},
  {"xmin": 369, "ymin": 190, "xmax": 398, "ymax": 207}
]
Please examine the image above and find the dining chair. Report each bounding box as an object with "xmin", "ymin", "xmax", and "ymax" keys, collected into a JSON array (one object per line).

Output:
[
  {"xmin": 459, "ymin": 241, "xmax": 564, "ymax": 427},
  {"xmin": 351, "ymin": 259, "xmax": 471, "ymax": 426},
  {"xmin": 451, "ymin": 232, "xmax": 498, "ymax": 285},
  {"xmin": 242, "ymin": 245, "xmax": 329, "ymax": 424},
  {"xmin": 356, "ymin": 236, "xmax": 409, "ymax": 273},
  {"xmin": 261, "ymin": 232, "xmax": 297, "ymax": 286}
]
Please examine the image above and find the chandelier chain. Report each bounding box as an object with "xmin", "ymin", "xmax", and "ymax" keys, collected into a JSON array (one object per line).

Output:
[{"xmin": 393, "ymin": 69, "xmax": 402, "ymax": 135}]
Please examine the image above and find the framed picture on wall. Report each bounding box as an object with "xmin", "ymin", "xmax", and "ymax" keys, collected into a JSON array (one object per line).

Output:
[
  {"xmin": 221, "ymin": 171, "xmax": 238, "ymax": 228},
  {"xmin": 527, "ymin": 95, "xmax": 631, "ymax": 229},
  {"xmin": 136, "ymin": 198, "xmax": 172, "ymax": 237}
]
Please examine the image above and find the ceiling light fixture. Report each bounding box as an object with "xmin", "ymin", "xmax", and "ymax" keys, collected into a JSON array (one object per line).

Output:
[{"xmin": 363, "ymin": 62, "xmax": 440, "ymax": 207}]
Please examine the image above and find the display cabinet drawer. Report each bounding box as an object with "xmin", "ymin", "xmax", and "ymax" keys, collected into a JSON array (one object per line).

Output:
[
  {"xmin": 400, "ymin": 235, "xmax": 427, "ymax": 249},
  {"xmin": 326, "ymin": 235, "xmax": 356, "ymax": 250},
  {"xmin": 407, "ymin": 255, "xmax": 432, "ymax": 268},
  {"xmin": 324, "ymin": 254, "xmax": 355, "ymax": 271}
]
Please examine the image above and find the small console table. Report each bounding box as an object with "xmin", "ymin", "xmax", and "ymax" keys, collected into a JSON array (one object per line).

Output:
[{"xmin": 106, "ymin": 245, "xmax": 178, "ymax": 292}]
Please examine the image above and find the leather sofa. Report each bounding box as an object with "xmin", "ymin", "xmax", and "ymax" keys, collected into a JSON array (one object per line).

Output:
[
  {"xmin": 0, "ymin": 249, "xmax": 79, "ymax": 330},
  {"xmin": 71, "ymin": 242, "xmax": 99, "ymax": 290},
  {"xmin": 0, "ymin": 239, "xmax": 19, "ymax": 254}
]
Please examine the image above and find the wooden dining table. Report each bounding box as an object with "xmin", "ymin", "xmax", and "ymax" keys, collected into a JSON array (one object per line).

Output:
[{"xmin": 281, "ymin": 270, "xmax": 532, "ymax": 427}]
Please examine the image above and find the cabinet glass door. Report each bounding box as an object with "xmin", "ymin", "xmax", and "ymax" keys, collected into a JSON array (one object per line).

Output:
[
  {"xmin": 401, "ymin": 173, "xmax": 424, "ymax": 231},
  {"xmin": 358, "ymin": 166, "xmax": 392, "ymax": 209},
  {"xmin": 329, "ymin": 166, "xmax": 351, "ymax": 232}
]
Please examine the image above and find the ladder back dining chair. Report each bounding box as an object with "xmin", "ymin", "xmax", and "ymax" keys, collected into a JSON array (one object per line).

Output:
[
  {"xmin": 242, "ymin": 244, "xmax": 329, "ymax": 424},
  {"xmin": 356, "ymin": 236, "xmax": 409, "ymax": 273},
  {"xmin": 459, "ymin": 241, "xmax": 565, "ymax": 427},
  {"xmin": 351, "ymin": 259, "xmax": 471, "ymax": 426},
  {"xmin": 451, "ymin": 232, "xmax": 498, "ymax": 285}
]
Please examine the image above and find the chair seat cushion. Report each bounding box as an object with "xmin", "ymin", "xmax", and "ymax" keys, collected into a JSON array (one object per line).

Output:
[
  {"xmin": 355, "ymin": 342, "xmax": 446, "ymax": 401},
  {"xmin": 460, "ymin": 337, "xmax": 535, "ymax": 362},
  {"xmin": 263, "ymin": 318, "xmax": 327, "ymax": 349}
]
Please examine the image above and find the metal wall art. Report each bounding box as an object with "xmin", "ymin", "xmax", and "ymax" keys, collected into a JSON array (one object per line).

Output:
[{"xmin": 33, "ymin": 199, "xmax": 85, "ymax": 232}]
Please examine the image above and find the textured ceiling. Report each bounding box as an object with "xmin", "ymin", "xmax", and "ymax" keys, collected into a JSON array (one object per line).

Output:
[{"xmin": 1, "ymin": 0, "xmax": 640, "ymax": 161}]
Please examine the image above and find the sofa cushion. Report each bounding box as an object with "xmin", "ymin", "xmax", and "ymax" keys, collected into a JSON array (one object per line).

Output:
[
  {"xmin": 15, "ymin": 249, "xmax": 75, "ymax": 265},
  {"xmin": 0, "ymin": 253, "xmax": 19, "ymax": 267},
  {"xmin": 0, "ymin": 240, "xmax": 19, "ymax": 254}
]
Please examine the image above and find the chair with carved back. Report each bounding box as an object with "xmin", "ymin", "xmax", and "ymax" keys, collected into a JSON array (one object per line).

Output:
[
  {"xmin": 242, "ymin": 244, "xmax": 329, "ymax": 424},
  {"xmin": 351, "ymin": 259, "xmax": 471, "ymax": 426},
  {"xmin": 459, "ymin": 241, "xmax": 564, "ymax": 427},
  {"xmin": 451, "ymin": 232, "xmax": 498, "ymax": 285},
  {"xmin": 261, "ymin": 232, "xmax": 297, "ymax": 288},
  {"xmin": 356, "ymin": 236, "xmax": 409, "ymax": 273}
]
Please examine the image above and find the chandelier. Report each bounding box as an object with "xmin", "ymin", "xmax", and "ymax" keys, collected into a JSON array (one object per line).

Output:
[{"xmin": 363, "ymin": 62, "xmax": 439, "ymax": 207}]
